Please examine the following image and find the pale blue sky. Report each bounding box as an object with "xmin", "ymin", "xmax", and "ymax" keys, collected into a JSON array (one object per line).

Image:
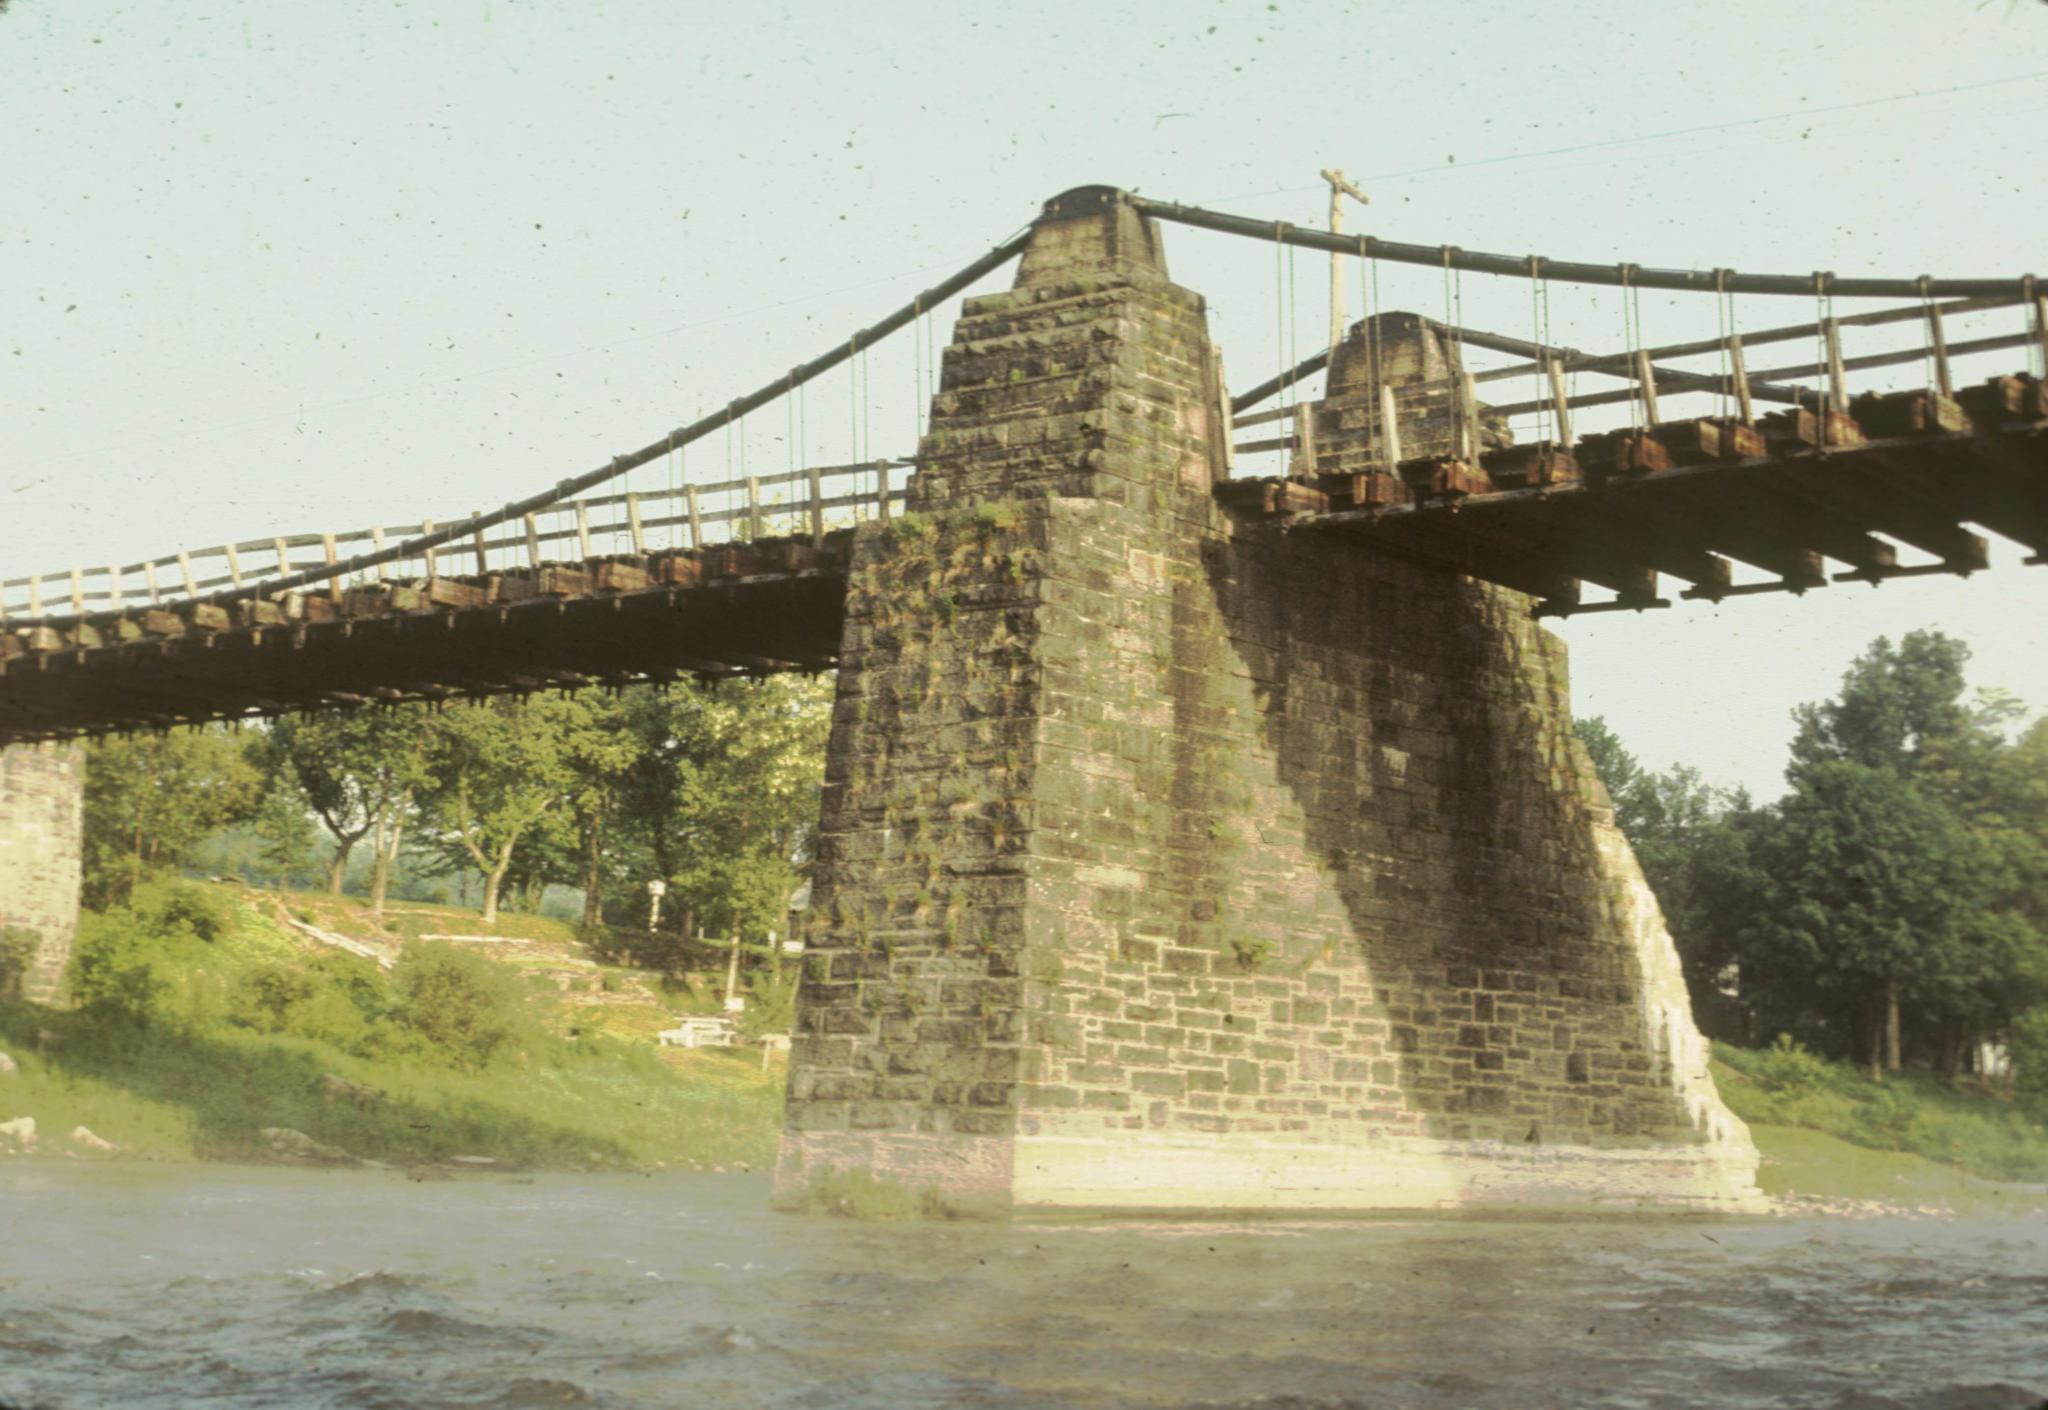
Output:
[{"xmin": 4, "ymin": 0, "xmax": 2045, "ymax": 796}]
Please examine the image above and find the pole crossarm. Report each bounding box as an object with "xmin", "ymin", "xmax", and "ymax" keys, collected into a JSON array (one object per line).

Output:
[{"xmin": 1128, "ymin": 196, "xmax": 2038, "ymax": 299}]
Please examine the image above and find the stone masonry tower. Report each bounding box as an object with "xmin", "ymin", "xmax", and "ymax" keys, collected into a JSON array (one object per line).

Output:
[
  {"xmin": 0, "ymin": 742, "xmax": 84, "ymax": 1004},
  {"xmin": 776, "ymin": 187, "xmax": 1759, "ymax": 1213}
]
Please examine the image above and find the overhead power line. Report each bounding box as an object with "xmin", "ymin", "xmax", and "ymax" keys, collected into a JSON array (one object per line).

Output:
[{"xmin": 1200, "ymin": 69, "xmax": 2048, "ymax": 205}]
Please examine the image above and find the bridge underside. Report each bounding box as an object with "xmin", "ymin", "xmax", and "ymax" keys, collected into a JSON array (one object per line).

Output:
[
  {"xmin": 9, "ymin": 412, "xmax": 2041, "ymax": 746},
  {"xmin": 0, "ymin": 539, "xmax": 848, "ymax": 741},
  {"xmin": 1224, "ymin": 339, "xmax": 2048, "ymax": 616}
]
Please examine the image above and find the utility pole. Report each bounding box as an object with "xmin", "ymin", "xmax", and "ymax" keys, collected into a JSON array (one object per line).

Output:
[{"xmin": 1321, "ymin": 168, "xmax": 1369, "ymax": 355}]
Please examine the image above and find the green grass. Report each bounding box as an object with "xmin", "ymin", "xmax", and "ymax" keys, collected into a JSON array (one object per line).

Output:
[
  {"xmin": 279, "ymin": 888, "xmax": 584, "ymax": 946},
  {"xmin": 1712, "ymin": 1038, "xmax": 2048, "ymax": 1194},
  {"xmin": 779, "ymin": 1165, "xmax": 958, "ymax": 1220},
  {"xmin": 0, "ymin": 881, "xmax": 784, "ymax": 1171},
  {"xmin": 20, "ymin": 882, "xmax": 2046, "ymax": 1207},
  {"xmin": 1743, "ymin": 1124, "xmax": 2047, "ymax": 1212}
]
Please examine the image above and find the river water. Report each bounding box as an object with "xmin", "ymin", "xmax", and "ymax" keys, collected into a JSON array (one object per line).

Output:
[{"xmin": 1, "ymin": 1166, "xmax": 2044, "ymax": 1410}]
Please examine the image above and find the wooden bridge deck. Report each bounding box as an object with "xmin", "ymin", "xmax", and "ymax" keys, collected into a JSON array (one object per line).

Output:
[
  {"xmin": 0, "ymin": 537, "xmax": 851, "ymax": 743},
  {"xmin": 4, "ymin": 376, "xmax": 2044, "ymax": 745},
  {"xmin": 1221, "ymin": 375, "xmax": 2048, "ymax": 616}
]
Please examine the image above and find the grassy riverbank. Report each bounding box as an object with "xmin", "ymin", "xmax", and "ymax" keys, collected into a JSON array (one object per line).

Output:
[
  {"xmin": 0, "ymin": 881, "xmax": 783, "ymax": 1171},
  {"xmin": 1711, "ymin": 1039, "xmax": 2048, "ymax": 1209},
  {"xmin": 8, "ymin": 882, "xmax": 2047, "ymax": 1213}
]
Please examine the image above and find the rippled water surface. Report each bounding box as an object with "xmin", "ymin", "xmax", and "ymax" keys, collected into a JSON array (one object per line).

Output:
[{"xmin": 2, "ymin": 1166, "xmax": 2045, "ymax": 1409}]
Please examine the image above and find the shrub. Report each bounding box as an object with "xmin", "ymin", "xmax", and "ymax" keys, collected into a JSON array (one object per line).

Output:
[
  {"xmin": 284, "ymin": 988, "xmax": 379, "ymax": 1056},
  {"xmin": 1749, "ymin": 1033, "xmax": 1835, "ymax": 1095},
  {"xmin": 2012, "ymin": 1007, "xmax": 2048, "ymax": 1119},
  {"xmin": 739, "ymin": 970, "xmax": 797, "ymax": 1039},
  {"xmin": 145, "ymin": 881, "xmax": 233, "ymax": 942},
  {"xmin": 0, "ymin": 927, "xmax": 37, "ymax": 999},
  {"xmin": 229, "ymin": 950, "xmax": 388, "ymax": 1042},
  {"xmin": 233, "ymin": 962, "xmax": 317, "ymax": 1033},
  {"xmin": 1857, "ymin": 1085, "xmax": 1920, "ymax": 1151},
  {"xmin": 304, "ymin": 950, "xmax": 392, "ymax": 1021},
  {"xmin": 67, "ymin": 911, "xmax": 166, "ymax": 1021},
  {"xmin": 392, "ymin": 941, "xmax": 524, "ymax": 1072}
]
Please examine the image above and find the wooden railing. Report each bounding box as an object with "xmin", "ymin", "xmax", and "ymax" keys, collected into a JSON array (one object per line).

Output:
[
  {"xmin": 0, "ymin": 458, "xmax": 913, "ymax": 627},
  {"xmin": 1230, "ymin": 294, "xmax": 2047, "ymax": 465}
]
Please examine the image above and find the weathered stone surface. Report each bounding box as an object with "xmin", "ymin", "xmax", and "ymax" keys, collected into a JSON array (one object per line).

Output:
[
  {"xmin": 1311, "ymin": 311, "xmax": 1511, "ymax": 474},
  {"xmin": 0, "ymin": 742, "xmax": 84, "ymax": 1005},
  {"xmin": 261, "ymin": 1126, "xmax": 356, "ymax": 1165},
  {"xmin": 70, "ymin": 1124, "xmax": 120, "ymax": 1154},
  {"xmin": 776, "ymin": 189, "xmax": 1759, "ymax": 1215}
]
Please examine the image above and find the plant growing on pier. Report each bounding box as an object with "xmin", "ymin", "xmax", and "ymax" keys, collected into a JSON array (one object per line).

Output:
[{"xmin": 1229, "ymin": 936, "xmax": 1273, "ymax": 972}]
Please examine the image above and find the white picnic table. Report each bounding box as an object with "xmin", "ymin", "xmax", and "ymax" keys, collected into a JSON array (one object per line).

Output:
[{"xmin": 656, "ymin": 1014, "xmax": 737, "ymax": 1049}]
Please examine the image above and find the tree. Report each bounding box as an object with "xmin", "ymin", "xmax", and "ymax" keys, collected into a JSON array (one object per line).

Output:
[
  {"xmin": 1741, "ymin": 760, "xmax": 1990, "ymax": 1078},
  {"xmin": 1787, "ymin": 629, "xmax": 2018, "ymax": 808},
  {"xmin": 616, "ymin": 676, "xmax": 832, "ymax": 949},
  {"xmin": 1576, "ymin": 716, "xmax": 1646, "ymax": 834},
  {"xmin": 1776, "ymin": 631, "xmax": 2048, "ymax": 1074},
  {"xmin": 560, "ymin": 693, "xmax": 643, "ymax": 930},
  {"xmin": 251, "ymin": 780, "xmax": 318, "ymax": 892},
  {"xmin": 1579, "ymin": 657, "xmax": 2046, "ymax": 1076},
  {"xmin": 81, "ymin": 728, "xmax": 264, "ymax": 906},
  {"xmin": 416, "ymin": 695, "xmax": 585, "ymax": 925},
  {"xmin": 1576, "ymin": 716, "xmax": 1751, "ymax": 1030},
  {"xmin": 267, "ymin": 707, "xmax": 433, "ymax": 896}
]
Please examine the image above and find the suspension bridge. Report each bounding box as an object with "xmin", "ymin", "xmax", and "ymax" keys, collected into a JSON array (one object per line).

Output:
[
  {"xmin": 2, "ymin": 185, "xmax": 2041, "ymax": 744},
  {"xmin": 5, "ymin": 186, "xmax": 2044, "ymax": 1211}
]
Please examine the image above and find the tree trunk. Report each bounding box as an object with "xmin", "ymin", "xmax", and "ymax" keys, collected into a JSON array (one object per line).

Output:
[
  {"xmin": 369, "ymin": 797, "xmax": 407, "ymax": 919},
  {"xmin": 479, "ymin": 836, "xmax": 518, "ymax": 926},
  {"xmin": 1866, "ymin": 1003, "xmax": 1884, "ymax": 1082},
  {"xmin": 480, "ymin": 866, "xmax": 506, "ymax": 926},
  {"xmin": 327, "ymin": 836, "xmax": 356, "ymax": 894},
  {"xmin": 580, "ymin": 819, "xmax": 604, "ymax": 931},
  {"xmin": 1943, "ymin": 1029, "xmax": 1967, "ymax": 1081},
  {"xmin": 1885, "ymin": 981, "xmax": 1902, "ymax": 1073},
  {"xmin": 369, "ymin": 851, "xmax": 391, "ymax": 917}
]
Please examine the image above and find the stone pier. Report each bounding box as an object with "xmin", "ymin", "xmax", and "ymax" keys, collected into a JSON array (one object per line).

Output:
[
  {"xmin": 0, "ymin": 742, "xmax": 84, "ymax": 1005},
  {"xmin": 775, "ymin": 187, "xmax": 1760, "ymax": 1214}
]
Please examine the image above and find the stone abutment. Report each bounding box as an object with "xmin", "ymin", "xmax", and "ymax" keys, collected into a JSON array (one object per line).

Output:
[
  {"xmin": 0, "ymin": 741, "xmax": 84, "ymax": 1005},
  {"xmin": 775, "ymin": 186, "xmax": 1760, "ymax": 1214}
]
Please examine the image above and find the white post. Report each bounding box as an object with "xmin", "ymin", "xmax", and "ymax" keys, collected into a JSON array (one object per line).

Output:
[
  {"xmin": 1378, "ymin": 383, "xmax": 1403, "ymax": 468},
  {"xmin": 1546, "ymin": 357, "xmax": 1574, "ymax": 444},
  {"xmin": 1320, "ymin": 167, "xmax": 1369, "ymax": 356}
]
